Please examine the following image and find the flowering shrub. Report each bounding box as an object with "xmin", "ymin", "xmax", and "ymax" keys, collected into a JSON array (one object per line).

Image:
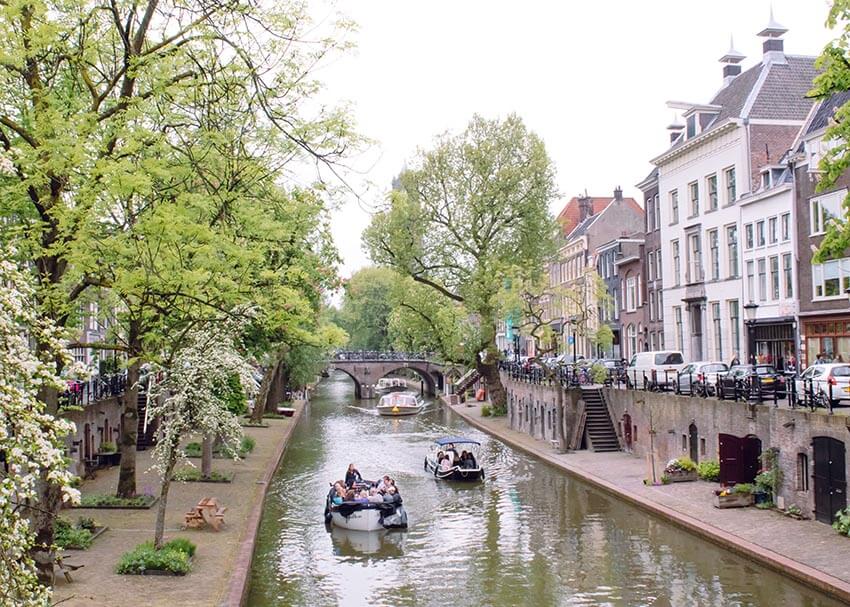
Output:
[
  {"xmin": 116, "ymin": 539, "xmax": 196, "ymax": 575},
  {"xmin": 664, "ymin": 456, "xmax": 697, "ymax": 474},
  {"xmin": 697, "ymin": 460, "xmax": 720, "ymax": 482},
  {"xmin": 0, "ymin": 253, "xmax": 78, "ymax": 605}
]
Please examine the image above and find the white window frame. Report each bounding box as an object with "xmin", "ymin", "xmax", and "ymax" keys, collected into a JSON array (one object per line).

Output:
[
  {"xmin": 626, "ymin": 276, "xmax": 637, "ymax": 312},
  {"xmin": 670, "ymin": 190, "xmax": 679, "ymax": 224},
  {"xmin": 811, "ymin": 190, "xmax": 846, "ymax": 236},
  {"xmin": 724, "ymin": 166, "xmax": 736, "ymax": 204},
  {"xmin": 689, "ymin": 181, "xmax": 699, "ymax": 217},
  {"xmin": 812, "ymin": 258, "xmax": 850, "ymax": 300},
  {"xmin": 707, "ymin": 174, "xmax": 718, "ymax": 211}
]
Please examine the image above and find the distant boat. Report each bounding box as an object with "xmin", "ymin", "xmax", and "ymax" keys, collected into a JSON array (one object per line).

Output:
[
  {"xmin": 376, "ymin": 392, "xmax": 423, "ymax": 417},
  {"xmin": 375, "ymin": 377, "xmax": 407, "ymax": 392},
  {"xmin": 424, "ymin": 436, "xmax": 485, "ymax": 482}
]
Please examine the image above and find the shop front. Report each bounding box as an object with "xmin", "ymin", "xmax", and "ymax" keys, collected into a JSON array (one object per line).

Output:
[
  {"xmin": 748, "ymin": 319, "xmax": 797, "ymax": 371},
  {"xmin": 801, "ymin": 317, "xmax": 850, "ymax": 368}
]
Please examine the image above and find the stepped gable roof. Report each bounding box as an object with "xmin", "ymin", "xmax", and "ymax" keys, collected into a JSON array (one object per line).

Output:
[
  {"xmin": 806, "ymin": 90, "xmax": 850, "ymax": 136},
  {"xmin": 556, "ymin": 196, "xmax": 643, "ymax": 236}
]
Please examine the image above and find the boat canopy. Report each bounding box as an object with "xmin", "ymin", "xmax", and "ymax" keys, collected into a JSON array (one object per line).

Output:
[
  {"xmin": 378, "ymin": 392, "xmax": 420, "ymax": 406},
  {"xmin": 434, "ymin": 436, "xmax": 480, "ymax": 446}
]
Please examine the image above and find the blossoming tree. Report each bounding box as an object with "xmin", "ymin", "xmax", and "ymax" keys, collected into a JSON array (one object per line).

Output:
[
  {"xmin": 146, "ymin": 317, "xmax": 257, "ymax": 549},
  {"xmin": 0, "ymin": 253, "xmax": 78, "ymax": 605}
]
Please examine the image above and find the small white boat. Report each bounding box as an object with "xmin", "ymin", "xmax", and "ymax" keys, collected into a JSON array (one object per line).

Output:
[
  {"xmin": 424, "ymin": 436, "xmax": 485, "ymax": 482},
  {"xmin": 375, "ymin": 377, "xmax": 407, "ymax": 392},
  {"xmin": 324, "ymin": 485, "xmax": 408, "ymax": 531},
  {"xmin": 376, "ymin": 391, "xmax": 423, "ymax": 417}
]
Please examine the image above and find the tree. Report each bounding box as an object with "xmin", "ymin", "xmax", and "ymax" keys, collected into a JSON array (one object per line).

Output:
[
  {"xmin": 146, "ymin": 316, "xmax": 256, "ymax": 549},
  {"xmin": 0, "ymin": 252, "xmax": 78, "ymax": 606},
  {"xmin": 812, "ymin": 1, "xmax": 850, "ymax": 260},
  {"xmin": 364, "ymin": 115, "xmax": 559, "ymax": 409},
  {"xmin": 338, "ymin": 267, "xmax": 399, "ymax": 350}
]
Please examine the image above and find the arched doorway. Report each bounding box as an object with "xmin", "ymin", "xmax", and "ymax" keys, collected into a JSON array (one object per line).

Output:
[
  {"xmin": 719, "ymin": 433, "xmax": 761, "ymax": 485},
  {"xmin": 688, "ymin": 423, "xmax": 699, "ymax": 463},
  {"xmin": 622, "ymin": 413, "xmax": 633, "ymax": 451},
  {"xmin": 814, "ymin": 437, "xmax": 847, "ymax": 524}
]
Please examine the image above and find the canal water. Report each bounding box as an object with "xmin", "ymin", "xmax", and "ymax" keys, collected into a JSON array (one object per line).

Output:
[{"xmin": 246, "ymin": 372, "xmax": 841, "ymax": 607}]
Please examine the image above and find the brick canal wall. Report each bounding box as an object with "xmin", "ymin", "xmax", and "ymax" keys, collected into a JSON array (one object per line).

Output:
[{"xmin": 502, "ymin": 374, "xmax": 850, "ymax": 520}]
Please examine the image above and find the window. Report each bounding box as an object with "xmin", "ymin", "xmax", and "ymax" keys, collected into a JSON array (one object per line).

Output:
[
  {"xmin": 626, "ymin": 276, "xmax": 637, "ymax": 312},
  {"xmin": 756, "ymin": 221, "xmax": 765, "ymax": 247},
  {"xmin": 811, "ymin": 190, "xmax": 845, "ymax": 235},
  {"xmin": 628, "ymin": 324, "xmax": 637, "ymax": 357},
  {"xmin": 729, "ymin": 300, "xmax": 740, "ymax": 355},
  {"xmin": 813, "ymin": 259, "xmax": 850, "ymax": 298},
  {"xmin": 674, "ymin": 307, "xmax": 684, "ymax": 352},
  {"xmin": 670, "ymin": 190, "xmax": 679, "ymax": 224},
  {"xmin": 672, "ymin": 240, "xmax": 680, "ymax": 286},
  {"xmin": 797, "ymin": 453, "xmax": 809, "ymax": 492},
  {"xmin": 746, "ymin": 261, "xmax": 755, "ymax": 302},
  {"xmin": 656, "ymin": 250, "xmax": 662, "ymax": 282},
  {"xmin": 707, "ymin": 174, "xmax": 718, "ymax": 211},
  {"xmin": 768, "ymin": 217, "xmax": 777, "ymax": 244},
  {"xmin": 781, "ymin": 212, "xmax": 790, "ymax": 241},
  {"xmin": 712, "ymin": 302, "xmax": 723, "ymax": 361},
  {"xmin": 709, "ymin": 229, "xmax": 719, "ymax": 280},
  {"xmin": 649, "ymin": 331, "xmax": 656, "ymax": 350},
  {"xmin": 649, "ymin": 291, "xmax": 656, "ymax": 321},
  {"xmin": 745, "ymin": 223, "xmax": 754, "ymax": 249},
  {"xmin": 646, "ymin": 197, "xmax": 654, "ymax": 233},
  {"xmin": 648, "ymin": 251, "xmax": 655, "ymax": 281},
  {"xmin": 770, "ymin": 256, "xmax": 779, "ymax": 300},
  {"xmin": 654, "ymin": 195, "xmax": 661, "ymax": 231},
  {"xmin": 689, "ymin": 181, "xmax": 699, "ymax": 216},
  {"xmin": 761, "ymin": 171, "xmax": 771, "ymax": 190},
  {"xmin": 688, "ymin": 233, "xmax": 702, "ymax": 282},
  {"xmin": 657, "ymin": 290, "xmax": 663, "ymax": 323},
  {"xmin": 758, "ymin": 258, "xmax": 767, "ymax": 301},
  {"xmin": 727, "ymin": 225, "xmax": 739, "ymax": 278},
  {"xmin": 783, "ymin": 253, "xmax": 793, "ymax": 298},
  {"xmin": 725, "ymin": 166, "xmax": 736, "ymax": 203}
]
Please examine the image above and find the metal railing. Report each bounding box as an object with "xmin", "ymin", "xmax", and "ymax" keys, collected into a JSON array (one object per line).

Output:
[
  {"xmin": 331, "ymin": 351, "xmax": 439, "ymax": 362},
  {"xmin": 59, "ymin": 372, "xmax": 128, "ymax": 409}
]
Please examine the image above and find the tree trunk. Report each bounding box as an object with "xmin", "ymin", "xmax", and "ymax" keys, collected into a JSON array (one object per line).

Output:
[
  {"xmin": 250, "ymin": 360, "xmax": 276, "ymax": 423},
  {"xmin": 30, "ymin": 382, "xmax": 61, "ymax": 586},
  {"xmin": 154, "ymin": 446, "xmax": 178, "ymax": 550},
  {"xmin": 476, "ymin": 355, "xmax": 506, "ymax": 412},
  {"xmin": 265, "ymin": 359, "xmax": 286, "ymax": 411},
  {"xmin": 117, "ymin": 319, "xmax": 142, "ymax": 498},
  {"xmin": 201, "ymin": 435, "xmax": 213, "ymax": 478}
]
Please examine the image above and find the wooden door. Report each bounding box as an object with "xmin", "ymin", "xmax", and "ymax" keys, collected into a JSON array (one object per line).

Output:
[
  {"xmin": 814, "ymin": 437, "xmax": 847, "ymax": 524},
  {"xmin": 742, "ymin": 435, "xmax": 762, "ymax": 484},
  {"xmin": 719, "ymin": 433, "xmax": 742, "ymax": 486},
  {"xmin": 689, "ymin": 423, "xmax": 699, "ymax": 463}
]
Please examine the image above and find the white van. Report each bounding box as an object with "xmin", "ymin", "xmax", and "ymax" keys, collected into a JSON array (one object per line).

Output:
[{"xmin": 626, "ymin": 351, "xmax": 685, "ymax": 390}]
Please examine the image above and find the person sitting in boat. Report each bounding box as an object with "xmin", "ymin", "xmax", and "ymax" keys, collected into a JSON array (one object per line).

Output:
[
  {"xmin": 383, "ymin": 485, "xmax": 401, "ymax": 503},
  {"xmin": 367, "ymin": 488, "xmax": 384, "ymax": 503},
  {"xmin": 376, "ymin": 475, "xmax": 392, "ymax": 492},
  {"xmin": 345, "ymin": 463, "xmax": 362, "ymax": 487},
  {"xmin": 353, "ymin": 489, "xmax": 370, "ymax": 504},
  {"xmin": 330, "ymin": 481, "xmax": 346, "ymax": 504},
  {"xmin": 445, "ymin": 444, "xmax": 458, "ymax": 461},
  {"xmin": 440, "ymin": 455, "xmax": 453, "ymax": 472},
  {"xmin": 466, "ymin": 452, "xmax": 477, "ymax": 469}
]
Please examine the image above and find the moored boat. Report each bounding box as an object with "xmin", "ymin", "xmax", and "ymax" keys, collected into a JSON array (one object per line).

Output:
[
  {"xmin": 376, "ymin": 391, "xmax": 423, "ymax": 416},
  {"xmin": 424, "ymin": 436, "xmax": 485, "ymax": 481},
  {"xmin": 375, "ymin": 377, "xmax": 407, "ymax": 392}
]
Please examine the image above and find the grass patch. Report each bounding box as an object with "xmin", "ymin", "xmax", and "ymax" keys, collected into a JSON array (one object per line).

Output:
[
  {"xmin": 116, "ymin": 538, "xmax": 196, "ymax": 576},
  {"xmin": 77, "ymin": 494, "xmax": 157, "ymax": 509},
  {"xmin": 55, "ymin": 517, "xmax": 93, "ymax": 550},
  {"xmin": 171, "ymin": 468, "xmax": 233, "ymax": 483}
]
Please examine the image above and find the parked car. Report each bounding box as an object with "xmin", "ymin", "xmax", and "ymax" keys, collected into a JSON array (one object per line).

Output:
[
  {"xmin": 676, "ymin": 362, "xmax": 729, "ymax": 396},
  {"xmin": 793, "ymin": 363, "xmax": 850, "ymax": 408},
  {"xmin": 717, "ymin": 364, "xmax": 784, "ymax": 400},
  {"xmin": 625, "ymin": 351, "xmax": 685, "ymax": 390}
]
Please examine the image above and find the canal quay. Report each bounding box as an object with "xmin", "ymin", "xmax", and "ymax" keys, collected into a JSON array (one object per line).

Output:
[{"xmin": 245, "ymin": 372, "xmax": 844, "ymax": 607}]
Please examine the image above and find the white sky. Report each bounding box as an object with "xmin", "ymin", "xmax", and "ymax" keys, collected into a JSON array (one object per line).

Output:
[{"xmin": 314, "ymin": 0, "xmax": 834, "ymax": 280}]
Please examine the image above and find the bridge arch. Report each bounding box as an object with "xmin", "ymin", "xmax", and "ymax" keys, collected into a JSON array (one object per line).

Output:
[{"xmin": 328, "ymin": 358, "xmax": 445, "ymax": 400}]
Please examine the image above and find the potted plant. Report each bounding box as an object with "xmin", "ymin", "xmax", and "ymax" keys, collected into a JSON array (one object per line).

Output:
[
  {"xmin": 664, "ymin": 456, "xmax": 698, "ymax": 482},
  {"xmin": 714, "ymin": 483, "xmax": 754, "ymax": 508},
  {"xmin": 96, "ymin": 441, "xmax": 121, "ymax": 467}
]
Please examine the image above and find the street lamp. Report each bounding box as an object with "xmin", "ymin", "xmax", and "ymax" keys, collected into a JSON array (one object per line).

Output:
[
  {"xmin": 511, "ymin": 326, "xmax": 520, "ymax": 364},
  {"xmin": 569, "ymin": 315, "xmax": 578, "ymax": 364},
  {"xmin": 743, "ymin": 302, "xmax": 759, "ymax": 364}
]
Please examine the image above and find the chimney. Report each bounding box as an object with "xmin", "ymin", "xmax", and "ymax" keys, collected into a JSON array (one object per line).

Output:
[
  {"xmin": 719, "ymin": 36, "xmax": 745, "ymax": 88},
  {"xmin": 613, "ymin": 187, "xmax": 623, "ymax": 202},
  {"xmin": 758, "ymin": 8, "xmax": 788, "ymax": 65},
  {"xmin": 578, "ymin": 194, "xmax": 593, "ymax": 221}
]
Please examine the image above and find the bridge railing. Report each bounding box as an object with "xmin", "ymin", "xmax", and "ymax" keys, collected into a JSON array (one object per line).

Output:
[{"xmin": 331, "ymin": 350, "xmax": 439, "ymax": 362}]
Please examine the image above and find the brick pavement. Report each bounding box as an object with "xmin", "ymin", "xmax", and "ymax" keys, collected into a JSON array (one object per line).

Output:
[
  {"xmin": 448, "ymin": 401, "xmax": 850, "ymax": 604},
  {"xmin": 51, "ymin": 406, "xmax": 302, "ymax": 607}
]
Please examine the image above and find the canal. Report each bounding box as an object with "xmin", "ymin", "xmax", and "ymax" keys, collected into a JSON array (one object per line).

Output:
[{"xmin": 247, "ymin": 372, "xmax": 842, "ymax": 606}]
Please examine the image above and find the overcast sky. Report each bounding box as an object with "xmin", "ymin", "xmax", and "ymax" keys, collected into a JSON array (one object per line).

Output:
[{"xmin": 314, "ymin": 0, "xmax": 834, "ymax": 280}]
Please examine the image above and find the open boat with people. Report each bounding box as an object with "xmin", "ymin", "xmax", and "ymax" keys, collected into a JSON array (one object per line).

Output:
[
  {"xmin": 324, "ymin": 474, "xmax": 408, "ymax": 531},
  {"xmin": 375, "ymin": 377, "xmax": 407, "ymax": 392},
  {"xmin": 424, "ymin": 436, "xmax": 485, "ymax": 481},
  {"xmin": 375, "ymin": 391, "xmax": 424, "ymax": 417}
]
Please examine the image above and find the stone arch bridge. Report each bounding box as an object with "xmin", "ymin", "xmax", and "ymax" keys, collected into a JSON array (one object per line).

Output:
[{"xmin": 327, "ymin": 353, "xmax": 451, "ymax": 399}]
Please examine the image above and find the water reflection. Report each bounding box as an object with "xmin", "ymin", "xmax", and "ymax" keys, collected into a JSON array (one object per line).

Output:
[{"xmin": 246, "ymin": 372, "xmax": 842, "ymax": 607}]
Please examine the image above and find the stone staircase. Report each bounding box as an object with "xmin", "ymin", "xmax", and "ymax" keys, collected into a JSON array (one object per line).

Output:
[
  {"xmin": 582, "ymin": 387, "xmax": 620, "ymax": 452},
  {"xmin": 136, "ymin": 392, "xmax": 156, "ymax": 450},
  {"xmin": 454, "ymin": 368, "xmax": 481, "ymax": 395}
]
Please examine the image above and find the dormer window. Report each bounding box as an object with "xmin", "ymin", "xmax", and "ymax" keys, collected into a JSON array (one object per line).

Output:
[
  {"xmin": 761, "ymin": 171, "xmax": 771, "ymax": 190},
  {"xmin": 686, "ymin": 115, "xmax": 696, "ymax": 139}
]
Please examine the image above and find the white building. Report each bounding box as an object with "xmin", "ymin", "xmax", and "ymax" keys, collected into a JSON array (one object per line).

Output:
[{"xmin": 654, "ymin": 16, "xmax": 816, "ymax": 363}]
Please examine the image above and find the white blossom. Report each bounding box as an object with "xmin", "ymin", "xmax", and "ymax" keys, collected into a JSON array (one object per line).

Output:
[{"xmin": 0, "ymin": 251, "xmax": 77, "ymax": 605}]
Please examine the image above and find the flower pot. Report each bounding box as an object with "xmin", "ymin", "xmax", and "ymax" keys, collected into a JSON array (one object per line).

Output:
[
  {"xmin": 666, "ymin": 470, "xmax": 698, "ymax": 483},
  {"xmin": 753, "ymin": 490, "xmax": 772, "ymax": 505},
  {"xmin": 714, "ymin": 492, "xmax": 753, "ymax": 509}
]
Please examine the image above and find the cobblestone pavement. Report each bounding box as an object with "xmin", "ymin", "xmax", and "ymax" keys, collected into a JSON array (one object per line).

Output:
[
  {"xmin": 52, "ymin": 411, "xmax": 300, "ymax": 607},
  {"xmin": 449, "ymin": 401, "xmax": 850, "ymax": 603}
]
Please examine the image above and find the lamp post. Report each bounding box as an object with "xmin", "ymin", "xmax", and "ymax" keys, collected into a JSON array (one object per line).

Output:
[
  {"xmin": 511, "ymin": 326, "xmax": 520, "ymax": 364},
  {"xmin": 743, "ymin": 302, "xmax": 759, "ymax": 364},
  {"xmin": 569, "ymin": 315, "xmax": 578, "ymax": 364}
]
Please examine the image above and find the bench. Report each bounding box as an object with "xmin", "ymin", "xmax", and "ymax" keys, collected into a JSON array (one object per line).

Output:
[{"xmin": 184, "ymin": 497, "xmax": 227, "ymax": 531}]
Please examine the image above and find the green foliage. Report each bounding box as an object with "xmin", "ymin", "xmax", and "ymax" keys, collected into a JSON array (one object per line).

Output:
[
  {"xmin": 337, "ymin": 267, "xmax": 398, "ymax": 350},
  {"xmin": 79, "ymin": 494, "xmax": 153, "ymax": 508},
  {"xmin": 697, "ymin": 460, "xmax": 721, "ymax": 482},
  {"xmin": 172, "ymin": 468, "xmax": 232, "ymax": 483},
  {"xmin": 665, "ymin": 457, "xmax": 697, "ymax": 474},
  {"xmin": 184, "ymin": 442, "xmax": 203, "ymax": 458},
  {"xmin": 76, "ymin": 517, "xmax": 97, "ymax": 531},
  {"xmin": 241, "ymin": 436, "xmax": 256, "ymax": 453},
  {"xmin": 785, "ymin": 504, "xmax": 803, "ymax": 518},
  {"xmin": 480, "ymin": 405, "xmax": 492, "ymax": 417},
  {"xmin": 99, "ymin": 441, "xmax": 117, "ymax": 454},
  {"xmin": 589, "ymin": 363, "xmax": 609, "ymax": 385},
  {"xmin": 755, "ymin": 501, "xmax": 775, "ymax": 510},
  {"xmin": 732, "ymin": 483, "xmax": 754, "ymax": 495},
  {"xmin": 660, "ymin": 475, "xmax": 672, "ymax": 485},
  {"xmin": 55, "ymin": 526, "xmax": 93, "ymax": 550},
  {"xmin": 757, "ymin": 448, "xmax": 783, "ymax": 496},
  {"xmin": 833, "ymin": 507, "xmax": 850, "ymax": 535},
  {"xmin": 116, "ymin": 539, "xmax": 195, "ymax": 575},
  {"xmin": 592, "ymin": 324, "xmax": 615, "ymax": 351},
  {"xmin": 216, "ymin": 374, "xmax": 247, "ymax": 417}
]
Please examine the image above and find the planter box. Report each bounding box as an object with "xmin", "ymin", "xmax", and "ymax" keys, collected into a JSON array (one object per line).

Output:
[
  {"xmin": 62, "ymin": 525, "xmax": 108, "ymax": 550},
  {"xmin": 171, "ymin": 473, "xmax": 233, "ymax": 483},
  {"xmin": 73, "ymin": 496, "xmax": 158, "ymax": 510},
  {"xmin": 96, "ymin": 452, "xmax": 121, "ymax": 467},
  {"xmin": 714, "ymin": 492, "xmax": 753, "ymax": 509},
  {"xmin": 666, "ymin": 470, "xmax": 698, "ymax": 483}
]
